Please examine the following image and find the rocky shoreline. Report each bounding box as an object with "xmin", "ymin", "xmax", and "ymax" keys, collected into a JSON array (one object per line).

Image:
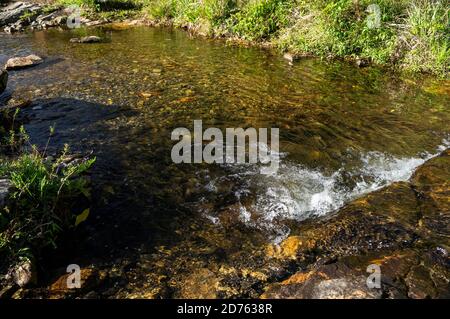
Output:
[{"xmin": 0, "ymin": 1, "xmax": 113, "ymax": 33}]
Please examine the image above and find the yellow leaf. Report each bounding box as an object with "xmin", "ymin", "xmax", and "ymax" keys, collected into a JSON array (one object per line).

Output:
[{"xmin": 75, "ymin": 208, "xmax": 90, "ymax": 226}]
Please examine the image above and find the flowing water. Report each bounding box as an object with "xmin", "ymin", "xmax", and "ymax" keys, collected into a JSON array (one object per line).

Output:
[{"xmin": 1, "ymin": 26, "xmax": 449, "ymax": 294}]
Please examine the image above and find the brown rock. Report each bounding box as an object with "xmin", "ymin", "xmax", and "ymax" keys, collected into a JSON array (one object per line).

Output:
[
  {"xmin": 5, "ymin": 55, "xmax": 43, "ymax": 70},
  {"xmin": 266, "ymin": 236, "xmax": 315, "ymax": 260},
  {"xmin": 283, "ymin": 52, "xmax": 300, "ymax": 63},
  {"xmin": 410, "ymin": 149, "xmax": 450, "ymax": 244},
  {"xmin": 405, "ymin": 265, "xmax": 435, "ymax": 299},
  {"xmin": 49, "ymin": 268, "xmax": 104, "ymax": 294},
  {"xmin": 281, "ymin": 182, "xmax": 419, "ymax": 259},
  {"xmin": 178, "ymin": 268, "xmax": 219, "ymax": 299},
  {"xmin": 261, "ymin": 262, "xmax": 382, "ymax": 299},
  {"xmin": 8, "ymin": 260, "xmax": 36, "ymax": 288}
]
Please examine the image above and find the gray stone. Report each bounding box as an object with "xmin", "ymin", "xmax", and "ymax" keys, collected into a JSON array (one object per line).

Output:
[
  {"xmin": 33, "ymin": 11, "xmax": 67, "ymax": 29},
  {"xmin": 283, "ymin": 52, "xmax": 300, "ymax": 63},
  {"xmin": 356, "ymin": 57, "xmax": 369, "ymax": 68},
  {"xmin": 70, "ymin": 36, "xmax": 102, "ymax": 44},
  {"xmin": 0, "ymin": 2, "xmax": 41, "ymax": 27},
  {"xmin": 5, "ymin": 54, "xmax": 43, "ymax": 70},
  {"xmin": 7, "ymin": 260, "xmax": 36, "ymax": 288},
  {"xmin": 3, "ymin": 19, "xmax": 25, "ymax": 33}
]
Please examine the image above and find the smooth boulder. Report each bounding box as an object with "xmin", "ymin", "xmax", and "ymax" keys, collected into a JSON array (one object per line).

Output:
[
  {"xmin": 5, "ymin": 55, "xmax": 43, "ymax": 70},
  {"xmin": 70, "ymin": 36, "xmax": 102, "ymax": 44}
]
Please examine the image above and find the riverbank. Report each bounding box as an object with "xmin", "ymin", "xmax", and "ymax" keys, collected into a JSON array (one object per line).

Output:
[
  {"xmin": 1, "ymin": 0, "xmax": 449, "ymax": 76},
  {"xmin": 0, "ymin": 70, "xmax": 95, "ymax": 295}
]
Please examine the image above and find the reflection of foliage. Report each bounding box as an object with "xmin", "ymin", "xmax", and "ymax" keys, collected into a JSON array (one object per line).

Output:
[{"xmin": 55, "ymin": 0, "xmax": 449, "ymax": 75}]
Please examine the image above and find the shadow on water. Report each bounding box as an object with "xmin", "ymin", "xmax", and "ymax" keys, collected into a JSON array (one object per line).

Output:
[{"xmin": 20, "ymin": 98, "xmax": 204, "ymax": 281}]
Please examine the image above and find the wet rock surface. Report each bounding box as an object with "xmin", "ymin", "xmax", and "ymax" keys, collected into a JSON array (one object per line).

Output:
[
  {"xmin": 0, "ymin": 2, "xmax": 41, "ymax": 28},
  {"xmin": 261, "ymin": 262, "xmax": 382, "ymax": 299},
  {"xmin": 70, "ymin": 36, "xmax": 103, "ymax": 44},
  {"xmin": 260, "ymin": 150, "xmax": 450, "ymax": 299},
  {"xmin": 5, "ymin": 260, "xmax": 36, "ymax": 288}
]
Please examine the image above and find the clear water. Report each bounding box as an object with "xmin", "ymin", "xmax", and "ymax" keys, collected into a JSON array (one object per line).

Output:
[{"xmin": 1, "ymin": 25, "xmax": 449, "ymax": 249}]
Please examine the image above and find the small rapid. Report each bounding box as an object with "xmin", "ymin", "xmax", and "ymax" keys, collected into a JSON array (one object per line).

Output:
[{"xmin": 199, "ymin": 140, "xmax": 449, "ymax": 242}]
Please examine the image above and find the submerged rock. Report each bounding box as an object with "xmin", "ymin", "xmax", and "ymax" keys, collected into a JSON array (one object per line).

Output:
[
  {"xmin": 283, "ymin": 52, "xmax": 300, "ymax": 63},
  {"xmin": 49, "ymin": 268, "xmax": 106, "ymax": 296},
  {"xmin": 0, "ymin": 69, "xmax": 7, "ymax": 94},
  {"xmin": 70, "ymin": 36, "xmax": 102, "ymax": 44},
  {"xmin": 260, "ymin": 149, "xmax": 450, "ymax": 299},
  {"xmin": 178, "ymin": 268, "xmax": 219, "ymax": 299},
  {"xmin": 5, "ymin": 55, "xmax": 43, "ymax": 70},
  {"xmin": 261, "ymin": 262, "xmax": 382, "ymax": 299}
]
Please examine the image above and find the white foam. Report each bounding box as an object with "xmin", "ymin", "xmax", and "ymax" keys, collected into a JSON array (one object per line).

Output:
[{"xmin": 199, "ymin": 140, "xmax": 449, "ymax": 241}]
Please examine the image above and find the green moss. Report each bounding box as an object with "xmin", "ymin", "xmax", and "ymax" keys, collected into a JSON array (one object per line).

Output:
[{"xmin": 144, "ymin": 0, "xmax": 176, "ymax": 20}]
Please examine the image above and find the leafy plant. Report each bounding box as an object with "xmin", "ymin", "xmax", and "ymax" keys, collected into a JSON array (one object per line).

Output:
[
  {"xmin": 0, "ymin": 123, "xmax": 95, "ymax": 268},
  {"xmin": 229, "ymin": 0, "xmax": 292, "ymax": 40}
]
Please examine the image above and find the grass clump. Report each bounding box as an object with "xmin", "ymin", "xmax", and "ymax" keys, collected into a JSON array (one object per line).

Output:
[
  {"xmin": 0, "ymin": 112, "xmax": 95, "ymax": 273},
  {"xmin": 276, "ymin": 0, "xmax": 408, "ymax": 63},
  {"xmin": 275, "ymin": 0, "xmax": 448, "ymax": 75},
  {"xmin": 145, "ymin": 0, "xmax": 176, "ymax": 20},
  {"xmin": 402, "ymin": 0, "xmax": 449, "ymax": 75},
  {"xmin": 228, "ymin": 0, "xmax": 292, "ymax": 41}
]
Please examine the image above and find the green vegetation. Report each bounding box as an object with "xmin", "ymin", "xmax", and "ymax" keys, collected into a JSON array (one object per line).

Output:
[
  {"xmin": 55, "ymin": 0, "xmax": 449, "ymax": 76},
  {"xmin": 0, "ymin": 110, "xmax": 95, "ymax": 271},
  {"xmin": 230, "ymin": 0, "xmax": 290, "ymax": 40}
]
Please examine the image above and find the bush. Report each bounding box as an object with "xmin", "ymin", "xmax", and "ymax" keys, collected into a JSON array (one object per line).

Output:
[
  {"xmin": 277, "ymin": 1, "xmax": 406, "ymax": 61},
  {"xmin": 145, "ymin": 0, "xmax": 176, "ymax": 20},
  {"xmin": 403, "ymin": 0, "xmax": 449, "ymax": 75},
  {"xmin": 0, "ymin": 124, "xmax": 95, "ymax": 268},
  {"xmin": 229, "ymin": 0, "xmax": 292, "ymax": 40}
]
